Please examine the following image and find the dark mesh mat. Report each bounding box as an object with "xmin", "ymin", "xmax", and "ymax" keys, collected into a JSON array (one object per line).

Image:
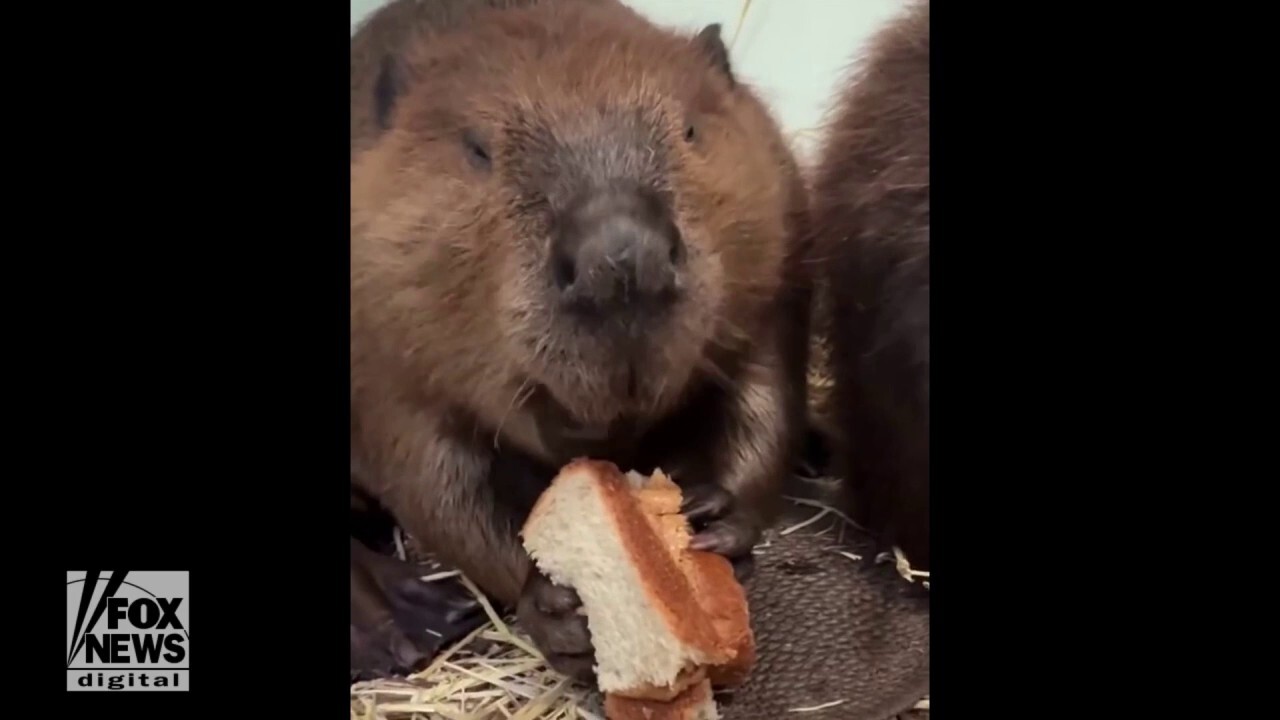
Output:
[{"xmin": 715, "ymin": 497, "xmax": 930, "ymax": 720}]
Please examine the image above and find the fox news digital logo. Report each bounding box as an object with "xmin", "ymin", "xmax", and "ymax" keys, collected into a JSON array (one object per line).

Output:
[{"xmin": 66, "ymin": 570, "xmax": 189, "ymax": 691}]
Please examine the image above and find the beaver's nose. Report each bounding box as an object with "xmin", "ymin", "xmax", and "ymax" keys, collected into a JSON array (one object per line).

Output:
[{"xmin": 551, "ymin": 186, "xmax": 683, "ymax": 310}]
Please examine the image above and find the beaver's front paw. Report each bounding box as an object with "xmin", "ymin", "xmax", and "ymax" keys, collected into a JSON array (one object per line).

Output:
[
  {"xmin": 517, "ymin": 569, "xmax": 596, "ymax": 683},
  {"xmin": 681, "ymin": 483, "xmax": 759, "ymax": 581}
]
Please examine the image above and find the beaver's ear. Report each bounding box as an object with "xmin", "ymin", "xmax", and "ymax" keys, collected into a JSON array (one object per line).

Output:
[
  {"xmin": 694, "ymin": 23, "xmax": 735, "ymax": 88},
  {"xmin": 373, "ymin": 54, "xmax": 409, "ymax": 131}
]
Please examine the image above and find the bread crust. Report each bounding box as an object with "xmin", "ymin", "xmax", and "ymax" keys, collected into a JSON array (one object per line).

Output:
[
  {"xmin": 604, "ymin": 679, "xmax": 717, "ymax": 720},
  {"xmin": 685, "ymin": 551, "xmax": 754, "ymax": 689}
]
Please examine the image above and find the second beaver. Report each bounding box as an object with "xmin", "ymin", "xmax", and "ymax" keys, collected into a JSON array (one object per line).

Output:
[
  {"xmin": 810, "ymin": 1, "xmax": 931, "ymax": 571},
  {"xmin": 350, "ymin": 0, "xmax": 811, "ymax": 680}
]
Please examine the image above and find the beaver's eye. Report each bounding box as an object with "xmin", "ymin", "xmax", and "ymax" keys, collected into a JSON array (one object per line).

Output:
[
  {"xmin": 684, "ymin": 125, "xmax": 696, "ymax": 142},
  {"xmin": 462, "ymin": 129, "xmax": 491, "ymax": 171}
]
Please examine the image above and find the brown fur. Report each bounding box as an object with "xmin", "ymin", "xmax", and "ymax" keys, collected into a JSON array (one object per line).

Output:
[
  {"xmin": 810, "ymin": 1, "xmax": 930, "ymax": 569},
  {"xmin": 350, "ymin": 0, "xmax": 560, "ymax": 159},
  {"xmin": 351, "ymin": 0, "xmax": 810, "ymax": 605}
]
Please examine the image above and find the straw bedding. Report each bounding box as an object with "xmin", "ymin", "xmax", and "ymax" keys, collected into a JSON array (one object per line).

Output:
[{"xmin": 350, "ymin": 479, "xmax": 929, "ymax": 720}]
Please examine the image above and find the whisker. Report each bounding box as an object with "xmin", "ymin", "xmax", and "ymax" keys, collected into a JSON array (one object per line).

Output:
[{"xmin": 493, "ymin": 376, "xmax": 536, "ymax": 449}]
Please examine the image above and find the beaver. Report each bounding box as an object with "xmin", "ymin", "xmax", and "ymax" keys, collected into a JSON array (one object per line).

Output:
[
  {"xmin": 810, "ymin": 0, "xmax": 930, "ymax": 571},
  {"xmin": 349, "ymin": 0, "xmax": 811, "ymax": 681}
]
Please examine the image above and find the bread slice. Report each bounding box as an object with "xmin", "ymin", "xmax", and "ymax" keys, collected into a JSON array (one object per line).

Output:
[
  {"xmin": 520, "ymin": 459, "xmax": 755, "ymax": 710},
  {"xmin": 604, "ymin": 678, "xmax": 720, "ymax": 720}
]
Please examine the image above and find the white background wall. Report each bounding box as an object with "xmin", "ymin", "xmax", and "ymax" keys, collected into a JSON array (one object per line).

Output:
[{"xmin": 351, "ymin": 0, "xmax": 908, "ymax": 162}]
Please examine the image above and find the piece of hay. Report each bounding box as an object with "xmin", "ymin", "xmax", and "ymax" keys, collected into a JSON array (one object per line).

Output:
[
  {"xmin": 787, "ymin": 698, "xmax": 847, "ymax": 713},
  {"xmin": 781, "ymin": 494, "xmax": 866, "ymax": 532},
  {"xmin": 729, "ymin": 0, "xmax": 753, "ymax": 49},
  {"xmin": 875, "ymin": 547, "xmax": 930, "ymax": 588}
]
